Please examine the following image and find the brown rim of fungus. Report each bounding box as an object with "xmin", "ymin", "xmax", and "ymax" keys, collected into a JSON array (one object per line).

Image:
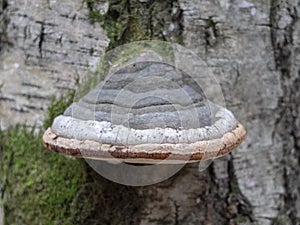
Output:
[{"xmin": 43, "ymin": 122, "xmax": 246, "ymax": 164}]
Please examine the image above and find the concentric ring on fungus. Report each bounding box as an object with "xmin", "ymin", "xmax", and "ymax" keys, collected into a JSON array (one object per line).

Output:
[{"xmin": 43, "ymin": 52, "xmax": 246, "ymax": 164}]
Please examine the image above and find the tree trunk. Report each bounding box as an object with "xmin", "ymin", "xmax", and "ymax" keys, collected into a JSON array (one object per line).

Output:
[
  {"xmin": 1, "ymin": 0, "xmax": 299, "ymax": 225},
  {"xmin": 138, "ymin": 1, "xmax": 300, "ymax": 224}
]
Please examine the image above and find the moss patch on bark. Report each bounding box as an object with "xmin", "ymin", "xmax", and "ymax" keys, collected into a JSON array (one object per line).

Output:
[
  {"xmin": 0, "ymin": 126, "xmax": 85, "ymax": 225},
  {"xmin": 0, "ymin": 92, "xmax": 142, "ymax": 225},
  {"xmin": 0, "ymin": 1, "xmax": 185, "ymax": 223},
  {"xmin": 85, "ymin": 0, "xmax": 183, "ymax": 49}
]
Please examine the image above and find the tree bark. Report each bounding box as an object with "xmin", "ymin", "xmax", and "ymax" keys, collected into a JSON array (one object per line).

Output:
[
  {"xmin": 138, "ymin": 0, "xmax": 300, "ymax": 224},
  {"xmin": 1, "ymin": 0, "xmax": 300, "ymax": 225},
  {"xmin": 0, "ymin": 0, "xmax": 109, "ymax": 128}
]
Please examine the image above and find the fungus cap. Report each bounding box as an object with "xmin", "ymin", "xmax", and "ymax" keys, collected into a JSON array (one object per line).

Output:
[{"xmin": 43, "ymin": 53, "xmax": 246, "ymax": 164}]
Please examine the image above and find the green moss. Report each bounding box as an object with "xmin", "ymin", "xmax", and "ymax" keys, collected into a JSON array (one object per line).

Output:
[
  {"xmin": 0, "ymin": 88, "xmax": 143, "ymax": 225},
  {"xmin": 73, "ymin": 68, "xmax": 106, "ymax": 102},
  {"xmin": 230, "ymin": 178, "xmax": 240, "ymax": 196},
  {"xmin": 232, "ymin": 214, "xmax": 246, "ymax": 223},
  {"xmin": 0, "ymin": 1, "xmax": 186, "ymax": 222},
  {"xmin": 43, "ymin": 91, "xmax": 75, "ymax": 129},
  {"xmin": 85, "ymin": 0, "xmax": 129, "ymax": 49},
  {"xmin": 272, "ymin": 215, "xmax": 292, "ymax": 225},
  {"xmin": 0, "ymin": 125, "xmax": 86, "ymax": 225},
  {"xmin": 84, "ymin": 0, "xmax": 183, "ymax": 49}
]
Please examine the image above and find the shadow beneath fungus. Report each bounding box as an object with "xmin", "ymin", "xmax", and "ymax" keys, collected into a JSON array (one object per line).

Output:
[{"xmin": 71, "ymin": 163, "xmax": 143, "ymax": 225}]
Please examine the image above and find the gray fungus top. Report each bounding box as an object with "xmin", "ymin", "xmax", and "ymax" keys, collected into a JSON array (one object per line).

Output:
[
  {"xmin": 51, "ymin": 61, "xmax": 237, "ymax": 145},
  {"xmin": 43, "ymin": 54, "xmax": 246, "ymax": 162}
]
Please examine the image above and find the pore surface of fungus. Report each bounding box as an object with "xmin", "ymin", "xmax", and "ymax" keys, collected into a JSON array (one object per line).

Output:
[{"xmin": 43, "ymin": 53, "xmax": 246, "ymax": 164}]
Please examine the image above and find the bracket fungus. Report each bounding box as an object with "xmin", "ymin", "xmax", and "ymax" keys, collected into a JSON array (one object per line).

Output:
[{"xmin": 43, "ymin": 52, "xmax": 246, "ymax": 164}]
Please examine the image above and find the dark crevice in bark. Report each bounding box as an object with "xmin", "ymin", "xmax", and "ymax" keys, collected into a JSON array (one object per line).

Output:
[
  {"xmin": 0, "ymin": 96, "xmax": 15, "ymax": 102},
  {"xmin": 270, "ymin": 1, "xmax": 297, "ymax": 72},
  {"xmin": 270, "ymin": 0, "xmax": 300, "ymax": 223},
  {"xmin": 205, "ymin": 158, "xmax": 254, "ymax": 224},
  {"xmin": 10, "ymin": 106, "xmax": 30, "ymax": 113},
  {"xmin": 173, "ymin": 200, "xmax": 179, "ymax": 225},
  {"xmin": 1, "ymin": 0, "xmax": 8, "ymax": 11},
  {"xmin": 207, "ymin": 156, "xmax": 254, "ymax": 224},
  {"xmin": 201, "ymin": 157, "xmax": 255, "ymax": 224},
  {"xmin": 38, "ymin": 23, "xmax": 45, "ymax": 58},
  {"xmin": 21, "ymin": 82, "xmax": 42, "ymax": 89},
  {"xmin": 227, "ymin": 156, "xmax": 255, "ymax": 224},
  {"xmin": 202, "ymin": 165, "xmax": 215, "ymax": 224},
  {"xmin": 0, "ymin": 0, "xmax": 9, "ymax": 53},
  {"xmin": 202, "ymin": 16, "xmax": 220, "ymax": 50}
]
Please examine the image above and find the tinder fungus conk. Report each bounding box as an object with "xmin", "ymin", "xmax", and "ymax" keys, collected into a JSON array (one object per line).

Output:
[{"xmin": 43, "ymin": 53, "xmax": 246, "ymax": 164}]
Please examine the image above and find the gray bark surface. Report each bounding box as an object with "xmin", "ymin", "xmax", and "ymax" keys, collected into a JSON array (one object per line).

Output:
[
  {"xmin": 0, "ymin": 0, "xmax": 109, "ymax": 128},
  {"xmin": 140, "ymin": 0, "xmax": 300, "ymax": 224},
  {"xmin": 1, "ymin": 0, "xmax": 300, "ymax": 225}
]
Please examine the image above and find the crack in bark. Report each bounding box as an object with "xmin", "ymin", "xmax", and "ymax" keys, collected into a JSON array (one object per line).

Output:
[
  {"xmin": 21, "ymin": 82, "xmax": 42, "ymax": 89},
  {"xmin": 1, "ymin": 0, "xmax": 8, "ymax": 11},
  {"xmin": 173, "ymin": 200, "xmax": 179, "ymax": 225},
  {"xmin": 227, "ymin": 155, "xmax": 255, "ymax": 223},
  {"xmin": 38, "ymin": 23, "xmax": 45, "ymax": 58},
  {"xmin": 0, "ymin": 0, "xmax": 9, "ymax": 52},
  {"xmin": 270, "ymin": 0, "xmax": 300, "ymax": 223}
]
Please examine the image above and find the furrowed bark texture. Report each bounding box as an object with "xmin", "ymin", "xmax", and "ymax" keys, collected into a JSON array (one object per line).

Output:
[
  {"xmin": 0, "ymin": 0, "xmax": 300, "ymax": 225},
  {"xmin": 0, "ymin": 0, "xmax": 109, "ymax": 128},
  {"xmin": 142, "ymin": 1, "xmax": 300, "ymax": 224},
  {"xmin": 139, "ymin": 0, "xmax": 300, "ymax": 224}
]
